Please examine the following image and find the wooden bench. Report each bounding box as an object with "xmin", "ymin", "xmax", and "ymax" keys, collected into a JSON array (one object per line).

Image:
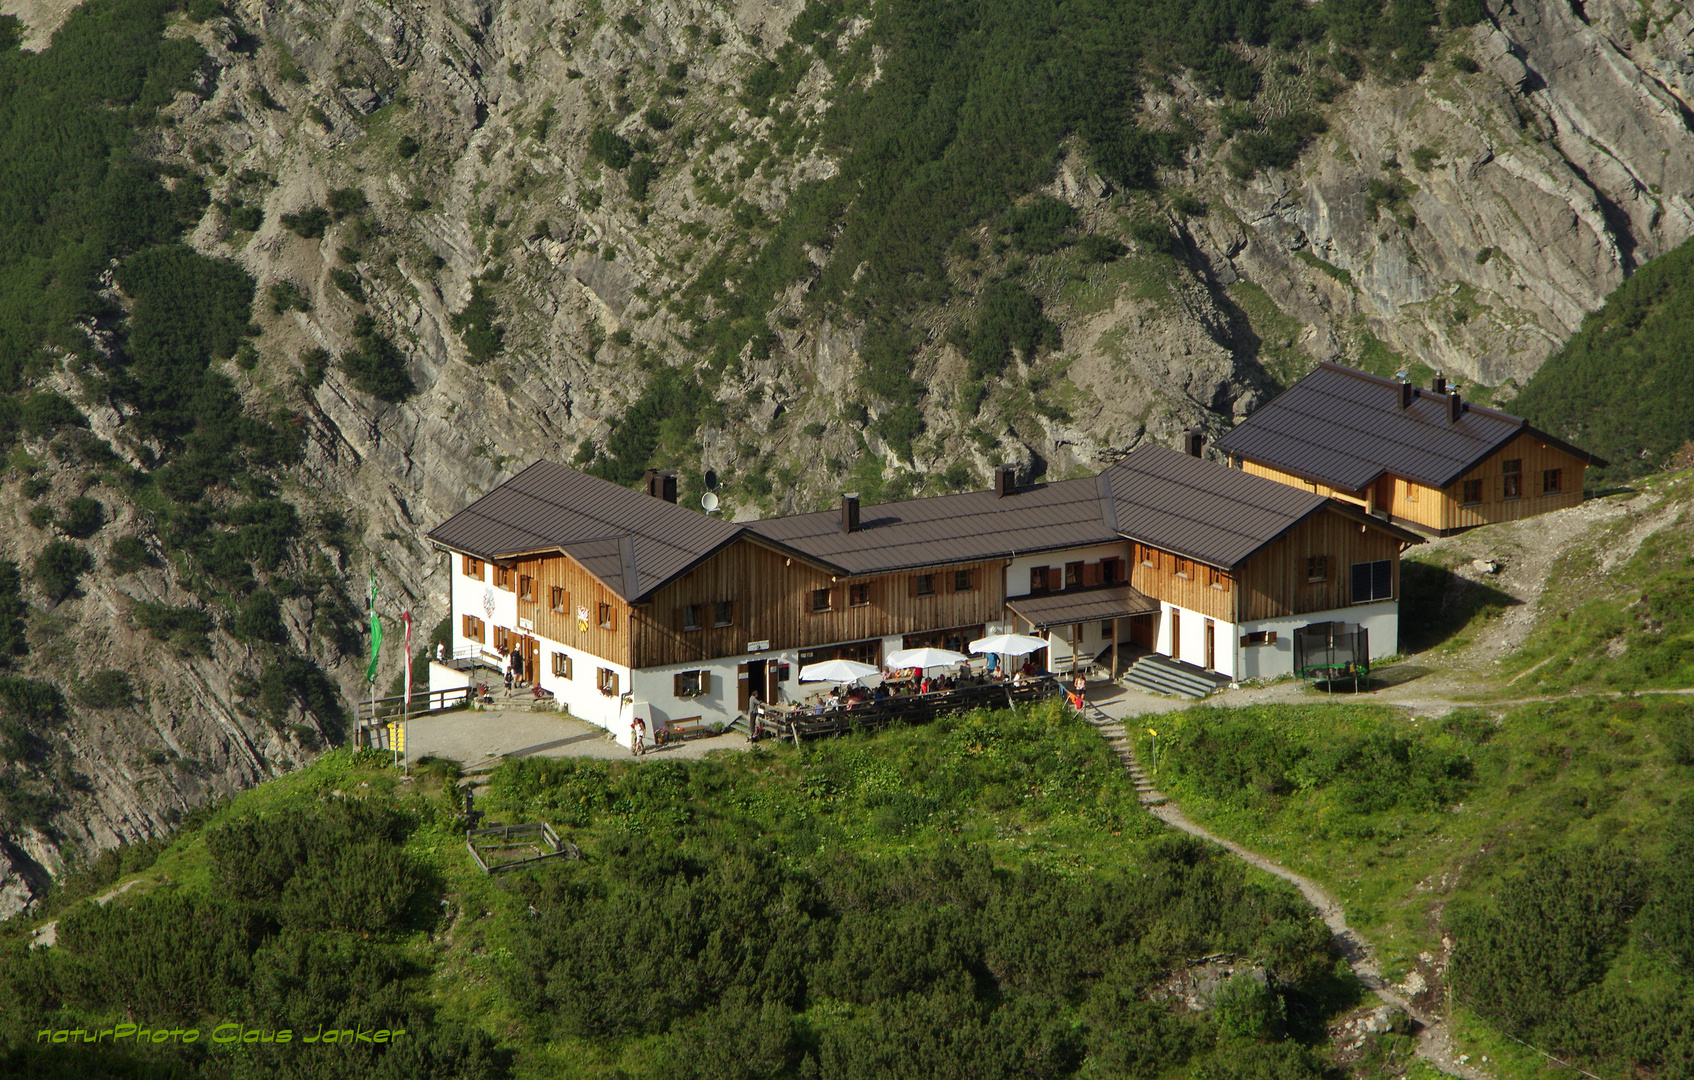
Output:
[{"xmin": 659, "ymin": 716, "xmax": 716, "ymax": 743}]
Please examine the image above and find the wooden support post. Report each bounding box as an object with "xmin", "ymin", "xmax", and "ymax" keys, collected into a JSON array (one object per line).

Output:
[
  {"xmin": 1112, "ymin": 618, "xmax": 1120, "ymax": 679},
  {"xmin": 1070, "ymin": 623, "xmax": 1079, "ymax": 674}
]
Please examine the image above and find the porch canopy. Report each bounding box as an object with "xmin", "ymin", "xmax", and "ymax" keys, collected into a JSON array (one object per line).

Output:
[{"xmin": 1005, "ymin": 584, "xmax": 1158, "ymax": 629}]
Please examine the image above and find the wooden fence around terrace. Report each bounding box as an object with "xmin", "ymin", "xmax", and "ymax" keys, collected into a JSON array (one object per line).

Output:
[{"xmin": 751, "ymin": 677, "xmax": 1064, "ymax": 744}]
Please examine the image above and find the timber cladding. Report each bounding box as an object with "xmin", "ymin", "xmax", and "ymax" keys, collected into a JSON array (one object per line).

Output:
[
  {"xmin": 1234, "ymin": 507, "xmax": 1405, "ymax": 621},
  {"xmin": 1127, "ymin": 542, "xmax": 1234, "ymax": 622},
  {"xmin": 1439, "ymin": 432, "xmax": 1588, "ymax": 531},
  {"xmin": 631, "ymin": 538, "xmax": 1005, "ymax": 668},
  {"xmin": 501, "ymin": 549, "xmax": 633, "ymax": 668}
]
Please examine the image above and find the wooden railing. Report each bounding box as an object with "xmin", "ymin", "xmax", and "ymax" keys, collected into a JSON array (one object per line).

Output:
[
  {"xmin": 751, "ymin": 677, "xmax": 1062, "ymax": 743},
  {"xmin": 352, "ymin": 685, "xmax": 477, "ymax": 727}
]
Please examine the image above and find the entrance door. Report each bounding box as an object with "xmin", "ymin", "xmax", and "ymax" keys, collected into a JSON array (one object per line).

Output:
[
  {"xmin": 1129, "ymin": 613, "xmax": 1155, "ymax": 649},
  {"xmin": 1170, "ymin": 609, "xmax": 1181, "ymax": 661},
  {"xmin": 738, "ymin": 659, "xmax": 767, "ymax": 712},
  {"xmin": 522, "ymin": 636, "xmax": 539, "ymax": 685},
  {"xmin": 1204, "ymin": 620, "xmax": 1216, "ymax": 671}
]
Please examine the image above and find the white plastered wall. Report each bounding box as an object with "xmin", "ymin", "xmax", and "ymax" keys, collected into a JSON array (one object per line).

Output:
[{"xmin": 1234, "ymin": 600, "xmax": 1400, "ymax": 681}]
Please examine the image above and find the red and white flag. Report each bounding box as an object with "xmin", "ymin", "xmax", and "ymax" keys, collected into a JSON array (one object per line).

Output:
[{"xmin": 401, "ymin": 610, "xmax": 414, "ymax": 706}]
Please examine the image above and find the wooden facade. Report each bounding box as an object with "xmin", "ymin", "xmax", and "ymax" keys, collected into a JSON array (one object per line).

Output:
[
  {"xmin": 631, "ymin": 538, "xmax": 1005, "ymax": 669},
  {"xmin": 494, "ymin": 549, "xmax": 635, "ymax": 668},
  {"xmin": 1233, "ymin": 506, "xmax": 1406, "ymax": 622},
  {"xmin": 1238, "ymin": 432, "xmax": 1590, "ymax": 534},
  {"xmin": 1127, "ymin": 542, "xmax": 1234, "ymax": 622}
]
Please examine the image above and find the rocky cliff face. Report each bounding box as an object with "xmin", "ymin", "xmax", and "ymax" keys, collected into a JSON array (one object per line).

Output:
[{"xmin": 1, "ymin": 0, "xmax": 1691, "ymax": 917}]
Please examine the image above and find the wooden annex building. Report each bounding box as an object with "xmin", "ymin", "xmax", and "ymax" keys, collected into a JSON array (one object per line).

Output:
[
  {"xmin": 425, "ymin": 444, "xmax": 1421, "ymax": 746},
  {"xmin": 1215, "ymin": 362, "xmax": 1609, "ymax": 535}
]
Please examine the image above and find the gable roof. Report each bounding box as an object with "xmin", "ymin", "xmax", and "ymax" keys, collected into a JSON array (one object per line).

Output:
[
  {"xmin": 424, "ymin": 461, "xmax": 743, "ymax": 602},
  {"xmin": 744, "ymin": 472, "xmax": 1122, "ymax": 575},
  {"xmin": 1214, "ymin": 362, "xmax": 1609, "ymax": 491},
  {"xmin": 428, "ymin": 445, "xmax": 1422, "ymax": 602}
]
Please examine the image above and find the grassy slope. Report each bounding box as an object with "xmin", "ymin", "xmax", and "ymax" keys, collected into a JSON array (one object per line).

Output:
[
  {"xmin": 1134, "ymin": 695, "xmax": 1694, "ymax": 1077},
  {"xmin": 7, "ymin": 700, "xmax": 1358, "ymax": 1079}
]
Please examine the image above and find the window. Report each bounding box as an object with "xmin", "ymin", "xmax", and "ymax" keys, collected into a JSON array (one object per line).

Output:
[
  {"xmin": 1101, "ymin": 620, "xmax": 1116, "ymax": 639},
  {"xmin": 462, "ymin": 555, "xmax": 483, "ymax": 579},
  {"xmin": 849, "ymin": 583, "xmax": 871, "ymax": 607},
  {"xmin": 713, "ymin": 600, "xmax": 734, "ymax": 627},
  {"xmin": 494, "ymin": 564, "xmax": 512, "ymax": 589},
  {"xmin": 1174, "ymin": 556, "xmax": 1192, "ymax": 579},
  {"xmin": 1462, "ymin": 479, "xmax": 1483, "ymax": 505},
  {"xmin": 551, "ymin": 586, "xmax": 567, "ymax": 613},
  {"xmin": 1030, "ymin": 566, "xmax": 1051, "ymax": 593},
  {"xmin": 494, "ymin": 625, "xmax": 511, "ymax": 652},
  {"xmin": 953, "ymin": 569, "xmax": 975, "ymax": 593},
  {"xmin": 597, "ymin": 602, "xmax": 614, "ymax": 630},
  {"xmin": 1207, "ymin": 565, "xmax": 1227, "ymax": 591},
  {"xmin": 911, "ymin": 574, "xmax": 935, "ymax": 597},
  {"xmin": 1139, "ymin": 544, "xmax": 1157, "ymax": 568},
  {"xmin": 1065, "ymin": 562, "xmax": 1084, "ymax": 588},
  {"xmin": 1242, "ymin": 630, "xmax": 1278, "ymax": 646},
  {"xmin": 1306, "ymin": 556, "xmax": 1328, "ymax": 583},
  {"xmin": 811, "ymin": 587, "xmax": 833, "ymax": 613},
  {"xmin": 1100, "ymin": 558, "xmax": 1123, "ymax": 585},
  {"xmin": 1543, "ymin": 468, "xmax": 1562, "ymax": 495},
  {"xmin": 1351, "ymin": 559, "xmax": 1394, "ymax": 603},
  {"xmin": 552, "ymin": 652, "xmax": 573, "ymax": 679},
  {"xmin": 462, "ymin": 614, "xmax": 485, "ymax": 643},
  {"xmin": 674, "ymin": 670, "xmax": 708, "ymax": 697},
  {"xmin": 681, "ymin": 604, "xmax": 703, "ymax": 631},
  {"xmin": 596, "ymin": 668, "xmax": 619, "ymax": 696},
  {"xmin": 1502, "ymin": 458, "xmax": 1522, "ymax": 499},
  {"xmin": 518, "ymin": 574, "xmax": 535, "ymax": 601}
]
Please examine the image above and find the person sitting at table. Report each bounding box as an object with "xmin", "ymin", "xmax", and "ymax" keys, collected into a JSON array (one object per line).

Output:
[
  {"xmin": 811, "ymin": 699, "xmax": 826, "ymax": 715},
  {"xmin": 873, "ymin": 683, "xmax": 890, "ymax": 700},
  {"xmin": 1012, "ymin": 668, "xmax": 1027, "ymax": 687},
  {"xmin": 957, "ymin": 659, "xmax": 972, "ymax": 681},
  {"xmin": 919, "ymin": 675, "xmax": 931, "ymax": 694}
]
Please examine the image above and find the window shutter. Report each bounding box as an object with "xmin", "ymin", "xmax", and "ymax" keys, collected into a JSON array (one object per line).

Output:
[
  {"xmin": 1083, "ymin": 562, "xmax": 1099, "ymax": 587},
  {"xmin": 674, "ymin": 672, "xmax": 686, "ymax": 696},
  {"xmin": 908, "ymin": 576, "xmax": 919, "ymax": 598},
  {"xmin": 1051, "ymin": 567, "xmax": 1063, "ymax": 589},
  {"xmin": 968, "ymin": 568, "xmax": 977, "ymax": 591},
  {"xmin": 699, "ymin": 673, "xmax": 711, "ymax": 695}
]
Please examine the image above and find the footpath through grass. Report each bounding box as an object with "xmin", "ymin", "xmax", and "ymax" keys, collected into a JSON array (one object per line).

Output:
[{"xmin": 1136, "ymin": 696, "xmax": 1694, "ymax": 1079}]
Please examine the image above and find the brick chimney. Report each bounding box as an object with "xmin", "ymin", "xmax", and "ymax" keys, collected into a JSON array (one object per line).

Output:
[
  {"xmin": 841, "ymin": 493, "xmax": 861, "ymax": 533},
  {"xmin": 1430, "ymin": 373, "xmax": 1447, "ymax": 395},
  {"xmin": 1449, "ymin": 388, "xmax": 1464, "ymax": 423},
  {"xmin": 1400, "ymin": 380, "xmax": 1415, "ymax": 410},
  {"xmin": 994, "ymin": 466, "xmax": 1016, "ymax": 498}
]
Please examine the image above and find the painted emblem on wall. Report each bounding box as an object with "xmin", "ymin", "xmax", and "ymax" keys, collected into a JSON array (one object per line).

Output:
[
  {"xmin": 577, "ymin": 605, "xmax": 590, "ymax": 632},
  {"xmin": 483, "ymin": 588, "xmax": 495, "ymax": 620}
]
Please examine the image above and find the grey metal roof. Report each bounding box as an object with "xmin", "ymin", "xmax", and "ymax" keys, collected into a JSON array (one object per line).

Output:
[
  {"xmin": 1214, "ymin": 362, "xmax": 1608, "ymax": 491},
  {"xmin": 1006, "ymin": 584, "xmax": 1159, "ymax": 628},
  {"xmin": 1105, "ymin": 444, "xmax": 1338, "ymax": 569},
  {"xmin": 424, "ymin": 461, "xmax": 743, "ymax": 602},
  {"xmin": 745, "ymin": 473, "xmax": 1122, "ymax": 575}
]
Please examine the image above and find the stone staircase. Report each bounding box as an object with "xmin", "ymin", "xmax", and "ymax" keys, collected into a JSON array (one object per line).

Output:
[
  {"xmin": 1120, "ymin": 653, "xmax": 1227, "ymax": 699},
  {"xmin": 1083, "ymin": 708, "xmax": 1165, "ymax": 806}
]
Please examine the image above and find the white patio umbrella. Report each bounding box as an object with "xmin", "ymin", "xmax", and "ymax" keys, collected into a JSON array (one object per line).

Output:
[
  {"xmin": 967, "ymin": 633, "xmax": 1050, "ymax": 656},
  {"xmin": 797, "ymin": 658, "xmax": 880, "ymax": 684},
  {"xmin": 886, "ymin": 647, "xmax": 969, "ymax": 670}
]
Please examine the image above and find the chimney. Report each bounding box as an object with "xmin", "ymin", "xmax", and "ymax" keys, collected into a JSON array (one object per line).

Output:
[
  {"xmin": 841, "ymin": 493, "xmax": 861, "ymax": 533},
  {"xmin": 1430, "ymin": 374, "xmax": 1447, "ymax": 395},
  {"xmin": 994, "ymin": 466, "xmax": 1016, "ymax": 498},
  {"xmin": 644, "ymin": 470, "xmax": 678, "ymax": 502},
  {"xmin": 1182, "ymin": 429, "xmax": 1205, "ymax": 458},
  {"xmin": 1400, "ymin": 380, "xmax": 1415, "ymax": 410},
  {"xmin": 1449, "ymin": 388, "xmax": 1464, "ymax": 423}
]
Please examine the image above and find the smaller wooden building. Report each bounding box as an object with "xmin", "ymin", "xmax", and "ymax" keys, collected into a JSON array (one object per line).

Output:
[{"xmin": 1215, "ymin": 362, "xmax": 1608, "ymax": 535}]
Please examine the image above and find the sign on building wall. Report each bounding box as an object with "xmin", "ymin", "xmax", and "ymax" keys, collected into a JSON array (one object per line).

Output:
[
  {"xmin": 747, "ymin": 639, "xmax": 771, "ymax": 652},
  {"xmin": 577, "ymin": 605, "xmax": 589, "ymax": 632}
]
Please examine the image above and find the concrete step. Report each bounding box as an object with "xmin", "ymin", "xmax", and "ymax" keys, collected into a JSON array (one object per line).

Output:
[{"xmin": 1120, "ymin": 654, "xmax": 1227, "ymax": 699}]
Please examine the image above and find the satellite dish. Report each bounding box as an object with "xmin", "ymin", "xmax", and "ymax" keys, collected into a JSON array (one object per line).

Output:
[
  {"xmin": 703, "ymin": 469, "xmax": 718, "ymax": 491},
  {"xmin": 701, "ymin": 492, "xmax": 720, "ymax": 513}
]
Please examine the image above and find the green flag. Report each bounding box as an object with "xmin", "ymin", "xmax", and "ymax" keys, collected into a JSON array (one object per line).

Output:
[{"xmin": 366, "ymin": 566, "xmax": 382, "ymax": 684}]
